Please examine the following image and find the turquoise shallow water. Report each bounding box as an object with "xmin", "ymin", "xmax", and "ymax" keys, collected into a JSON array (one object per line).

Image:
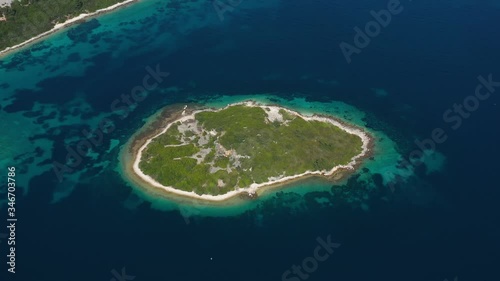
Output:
[
  {"xmin": 119, "ymin": 94, "xmax": 418, "ymax": 218},
  {"xmin": 0, "ymin": 0, "xmax": 499, "ymax": 280},
  {"xmin": 0, "ymin": 0, "xmax": 423, "ymax": 210}
]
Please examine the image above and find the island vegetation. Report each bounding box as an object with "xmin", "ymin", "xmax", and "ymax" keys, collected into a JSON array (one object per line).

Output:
[
  {"xmin": 0, "ymin": 0, "xmax": 125, "ymax": 51},
  {"xmin": 136, "ymin": 103, "xmax": 368, "ymax": 197}
]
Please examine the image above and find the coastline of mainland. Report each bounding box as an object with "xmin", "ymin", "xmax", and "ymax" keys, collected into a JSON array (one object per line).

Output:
[{"xmin": 0, "ymin": 0, "xmax": 139, "ymax": 58}]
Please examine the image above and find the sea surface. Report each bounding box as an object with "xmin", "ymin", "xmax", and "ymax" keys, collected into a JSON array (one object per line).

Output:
[{"xmin": 0, "ymin": 0, "xmax": 499, "ymax": 281}]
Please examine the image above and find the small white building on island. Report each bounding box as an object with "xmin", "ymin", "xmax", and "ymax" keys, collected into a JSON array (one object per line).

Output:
[
  {"xmin": 0, "ymin": 0, "xmax": 14, "ymax": 7},
  {"xmin": 1, "ymin": 0, "xmax": 15, "ymax": 21}
]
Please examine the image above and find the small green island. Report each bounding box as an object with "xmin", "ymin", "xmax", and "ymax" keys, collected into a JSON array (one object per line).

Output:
[{"xmin": 131, "ymin": 101, "xmax": 371, "ymax": 201}]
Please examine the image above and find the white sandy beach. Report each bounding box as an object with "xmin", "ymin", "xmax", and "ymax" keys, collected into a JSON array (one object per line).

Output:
[
  {"xmin": 131, "ymin": 101, "xmax": 372, "ymax": 202},
  {"xmin": 0, "ymin": 0, "xmax": 138, "ymax": 56}
]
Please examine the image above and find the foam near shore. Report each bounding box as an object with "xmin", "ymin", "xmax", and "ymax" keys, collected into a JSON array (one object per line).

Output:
[
  {"xmin": 129, "ymin": 101, "xmax": 373, "ymax": 202},
  {"xmin": 0, "ymin": 0, "xmax": 138, "ymax": 57}
]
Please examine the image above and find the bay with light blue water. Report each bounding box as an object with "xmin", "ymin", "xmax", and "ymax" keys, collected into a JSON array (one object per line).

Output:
[{"xmin": 0, "ymin": 0, "xmax": 499, "ymax": 280}]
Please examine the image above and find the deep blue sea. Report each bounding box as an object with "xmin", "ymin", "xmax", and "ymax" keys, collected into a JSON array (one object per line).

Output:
[{"xmin": 0, "ymin": 0, "xmax": 499, "ymax": 281}]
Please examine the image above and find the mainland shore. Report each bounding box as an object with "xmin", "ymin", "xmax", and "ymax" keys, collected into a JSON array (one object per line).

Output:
[
  {"xmin": 0, "ymin": 0, "xmax": 139, "ymax": 58},
  {"xmin": 121, "ymin": 101, "xmax": 375, "ymax": 204}
]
